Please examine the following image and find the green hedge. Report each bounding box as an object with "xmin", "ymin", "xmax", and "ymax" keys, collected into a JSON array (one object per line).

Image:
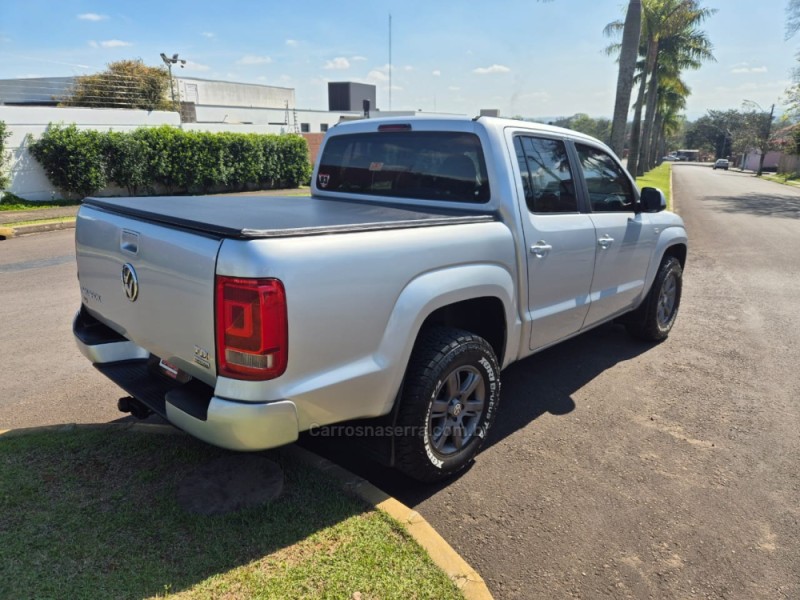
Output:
[{"xmin": 29, "ymin": 124, "xmax": 312, "ymax": 198}]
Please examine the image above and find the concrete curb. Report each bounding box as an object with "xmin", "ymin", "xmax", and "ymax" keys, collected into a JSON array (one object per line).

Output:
[
  {"xmin": 670, "ymin": 164, "xmax": 676, "ymax": 213},
  {"xmin": 286, "ymin": 445, "xmax": 493, "ymax": 600},
  {"xmin": 0, "ymin": 422, "xmax": 494, "ymax": 600},
  {"xmin": 0, "ymin": 218, "xmax": 76, "ymax": 240}
]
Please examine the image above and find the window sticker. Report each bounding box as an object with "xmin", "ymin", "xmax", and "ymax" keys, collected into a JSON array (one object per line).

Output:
[
  {"xmin": 318, "ymin": 173, "xmax": 330, "ymax": 188},
  {"xmin": 369, "ymin": 162, "xmax": 384, "ymax": 172}
]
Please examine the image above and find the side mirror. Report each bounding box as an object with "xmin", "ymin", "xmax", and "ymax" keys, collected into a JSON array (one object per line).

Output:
[{"xmin": 640, "ymin": 187, "xmax": 667, "ymax": 213}]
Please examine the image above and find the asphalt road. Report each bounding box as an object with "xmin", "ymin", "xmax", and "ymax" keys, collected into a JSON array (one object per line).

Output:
[
  {"xmin": 0, "ymin": 230, "xmax": 127, "ymax": 427},
  {"xmin": 1, "ymin": 166, "xmax": 798, "ymax": 598},
  {"xmin": 308, "ymin": 165, "xmax": 800, "ymax": 599}
]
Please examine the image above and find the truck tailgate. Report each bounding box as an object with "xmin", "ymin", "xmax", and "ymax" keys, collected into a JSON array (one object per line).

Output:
[{"xmin": 75, "ymin": 205, "xmax": 220, "ymax": 386}]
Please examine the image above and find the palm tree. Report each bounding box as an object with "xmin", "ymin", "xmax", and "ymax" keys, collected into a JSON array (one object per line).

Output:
[
  {"xmin": 637, "ymin": 2, "xmax": 715, "ymax": 173},
  {"xmin": 540, "ymin": 0, "xmax": 641, "ymax": 158},
  {"xmin": 606, "ymin": 0, "xmax": 715, "ymax": 176},
  {"xmin": 609, "ymin": 1, "xmax": 642, "ymax": 158},
  {"xmin": 638, "ymin": 22, "xmax": 712, "ymax": 170},
  {"xmin": 649, "ymin": 76, "xmax": 689, "ymax": 165}
]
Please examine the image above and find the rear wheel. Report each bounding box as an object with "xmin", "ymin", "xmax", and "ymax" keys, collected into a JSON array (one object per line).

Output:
[
  {"xmin": 625, "ymin": 256, "xmax": 683, "ymax": 342},
  {"xmin": 395, "ymin": 328, "xmax": 500, "ymax": 482}
]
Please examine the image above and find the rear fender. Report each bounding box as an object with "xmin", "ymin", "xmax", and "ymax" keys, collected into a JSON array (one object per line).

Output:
[{"xmin": 374, "ymin": 263, "xmax": 518, "ymax": 416}]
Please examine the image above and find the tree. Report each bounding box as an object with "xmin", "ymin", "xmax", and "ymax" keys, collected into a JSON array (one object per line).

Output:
[
  {"xmin": 787, "ymin": 0, "xmax": 800, "ymax": 39},
  {"xmin": 538, "ymin": 0, "xmax": 640, "ymax": 157},
  {"xmin": 606, "ymin": 0, "xmax": 714, "ymax": 176},
  {"xmin": 785, "ymin": 1, "xmax": 800, "ymax": 116},
  {"xmin": 609, "ymin": 1, "xmax": 642, "ymax": 158},
  {"xmin": 639, "ymin": 14, "xmax": 714, "ymax": 171},
  {"xmin": 685, "ymin": 110, "xmax": 746, "ymax": 158},
  {"xmin": 684, "ymin": 107, "xmax": 778, "ymax": 168},
  {"xmin": 649, "ymin": 76, "xmax": 688, "ymax": 164},
  {"xmin": 550, "ymin": 114, "xmax": 612, "ymax": 144},
  {"xmin": 60, "ymin": 60, "xmax": 173, "ymax": 111},
  {"xmin": 741, "ymin": 102, "xmax": 776, "ymax": 176}
]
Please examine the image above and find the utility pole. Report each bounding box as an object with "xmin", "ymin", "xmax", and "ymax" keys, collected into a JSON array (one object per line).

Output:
[
  {"xmin": 757, "ymin": 103, "xmax": 775, "ymax": 177},
  {"xmin": 388, "ymin": 13, "xmax": 392, "ymax": 111}
]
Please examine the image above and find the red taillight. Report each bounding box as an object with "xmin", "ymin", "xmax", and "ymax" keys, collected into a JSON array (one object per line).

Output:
[{"xmin": 215, "ymin": 276, "xmax": 287, "ymax": 380}]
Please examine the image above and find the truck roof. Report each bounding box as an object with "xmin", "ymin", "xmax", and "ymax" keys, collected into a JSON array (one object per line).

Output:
[{"xmin": 330, "ymin": 114, "xmax": 606, "ymax": 148}]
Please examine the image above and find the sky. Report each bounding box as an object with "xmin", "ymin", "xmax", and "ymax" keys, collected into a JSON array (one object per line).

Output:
[{"xmin": 0, "ymin": 0, "xmax": 795, "ymax": 121}]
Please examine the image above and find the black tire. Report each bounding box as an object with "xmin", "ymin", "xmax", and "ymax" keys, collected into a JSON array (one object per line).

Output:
[
  {"xmin": 394, "ymin": 327, "xmax": 500, "ymax": 482},
  {"xmin": 625, "ymin": 256, "xmax": 683, "ymax": 342}
]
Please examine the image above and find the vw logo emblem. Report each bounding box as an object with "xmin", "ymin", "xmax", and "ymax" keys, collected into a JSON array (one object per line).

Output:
[{"xmin": 121, "ymin": 263, "xmax": 139, "ymax": 302}]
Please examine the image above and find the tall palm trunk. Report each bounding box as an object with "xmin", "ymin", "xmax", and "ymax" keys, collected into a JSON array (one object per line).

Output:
[
  {"xmin": 650, "ymin": 110, "xmax": 664, "ymax": 167},
  {"xmin": 626, "ymin": 74, "xmax": 647, "ymax": 178},
  {"xmin": 626, "ymin": 36, "xmax": 656, "ymax": 178},
  {"xmin": 609, "ymin": 0, "xmax": 642, "ymax": 158},
  {"xmin": 637, "ymin": 41, "xmax": 659, "ymax": 175}
]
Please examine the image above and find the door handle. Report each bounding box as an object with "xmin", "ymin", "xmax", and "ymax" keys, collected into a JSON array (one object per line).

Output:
[
  {"xmin": 530, "ymin": 241, "xmax": 553, "ymax": 257},
  {"xmin": 598, "ymin": 235, "xmax": 614, "ymax": 249}
]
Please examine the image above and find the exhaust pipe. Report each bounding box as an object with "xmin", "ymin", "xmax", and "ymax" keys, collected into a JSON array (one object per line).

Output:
[{"xmin": 117, "ymin": 396, "xmax": 153, "ymax": 420}]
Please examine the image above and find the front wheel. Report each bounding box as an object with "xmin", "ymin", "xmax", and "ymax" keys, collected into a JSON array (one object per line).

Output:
[
  {"xmin": 625, "ymin": 256, "xmax": 683, "ymax": 342},
  {"xmin": 394, "ymin": 328, "xmax": 500, "ymax": 482}
]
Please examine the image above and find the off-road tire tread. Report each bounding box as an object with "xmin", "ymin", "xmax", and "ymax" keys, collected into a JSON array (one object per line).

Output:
[
  {"xmin": 626, "ymin": 256, "xmax": 683, "ymax": 342},
  {"xmin": 394, "ymin": 327, "xmax": 499, "ymax": 482}
]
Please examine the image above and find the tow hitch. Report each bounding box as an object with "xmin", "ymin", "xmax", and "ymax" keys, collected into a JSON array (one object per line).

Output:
[{"xmin": 117, "ymin": 396, "xmax": 153, "ymax": 420}]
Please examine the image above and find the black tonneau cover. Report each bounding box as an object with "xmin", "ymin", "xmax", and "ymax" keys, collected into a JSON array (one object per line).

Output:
[{"xmin": 82, "ymin": 195, "xmax": 494, "ymax": 239}]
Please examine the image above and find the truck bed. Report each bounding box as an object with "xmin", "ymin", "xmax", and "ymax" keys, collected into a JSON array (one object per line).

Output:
[{"xmin": 82, "ymin": 195, "xmax": 494, "ymax": 239}]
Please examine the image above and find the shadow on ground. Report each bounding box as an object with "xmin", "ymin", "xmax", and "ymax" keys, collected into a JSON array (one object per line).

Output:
[
  {"xmin": 705, "ymin": 192, "xmax": 800, "ymax": 219},
  {"xmin": 302, "ymin": 322, "xmax": 655, "ymax": 506}
]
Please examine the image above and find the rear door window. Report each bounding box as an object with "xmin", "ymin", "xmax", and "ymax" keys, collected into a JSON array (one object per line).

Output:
[
  {"xmin": 514, "ymin": 136, "xmax": 578, "ymax": 213},
  {"xmin": 317, "ymin": 131, "xmax": 490, "ymax": 203}
]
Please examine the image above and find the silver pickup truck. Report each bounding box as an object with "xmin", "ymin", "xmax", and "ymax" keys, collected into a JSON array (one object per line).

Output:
[{"xmin": 74, "ymin": 116, "xmax": 687, "ymax": 481}]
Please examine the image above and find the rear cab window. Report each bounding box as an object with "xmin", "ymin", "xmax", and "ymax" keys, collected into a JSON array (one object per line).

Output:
[{"xmin": 316, "ymin": 131, "xmax": 491, "ymax": 203}]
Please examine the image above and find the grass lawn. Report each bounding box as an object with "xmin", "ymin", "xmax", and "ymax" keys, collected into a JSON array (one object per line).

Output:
[
  {"xmin": 635, "ymin": 163, "xmax": 672, "ymax": 210},
  {"xmin": 0, "ymin": 194, "xmax": 80, "ymax": 211},
  {"xmin": 5, "ymin": 216, "xmax": 76, "ymax": 227},
  {"xmin": 763, "ymin": 173, "xmax": 800, "ymax": 187},
  {"xmin": 0, "ymin": 428, "xmax": 463, "ymax": 600}
]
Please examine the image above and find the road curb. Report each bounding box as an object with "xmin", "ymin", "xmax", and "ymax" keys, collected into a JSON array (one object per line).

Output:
[
  {"xmin": 0, "ymin": 219, "xmax": 76, "ymax": 239},
  {"xmin": 286, "ymin": 445, "xmax": 493, "ymax": 600},
  {"xmin": 0, "ymin": 422, "xmax": 494, "ymax": 600},
  {"xmin": 670, "ymin": 164, "xmax": 676, "ymax": 213}
]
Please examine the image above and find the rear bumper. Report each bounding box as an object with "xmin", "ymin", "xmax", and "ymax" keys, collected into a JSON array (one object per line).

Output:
[{"xmin": 73, "ymin": 308, "xmax": 299, "ymax": 451}]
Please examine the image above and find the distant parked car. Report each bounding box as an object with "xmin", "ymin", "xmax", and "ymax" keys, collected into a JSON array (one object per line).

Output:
[
  {"xmin": 662, "ymin": 155, "xmax": 679, "ymax": 161},
  {"xmin": 713, "ymin": 159, "xmax": 729, "ymax": 170}
]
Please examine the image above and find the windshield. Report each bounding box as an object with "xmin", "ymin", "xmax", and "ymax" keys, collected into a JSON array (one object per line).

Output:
[{"xmin": 316, "ymin": 131, "xmax": 491, "ymax": 203}]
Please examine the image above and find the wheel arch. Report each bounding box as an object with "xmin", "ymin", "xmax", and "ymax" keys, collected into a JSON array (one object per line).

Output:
[
  {"xmin": 419, "ymin": 297, "xmax": 507, "ymax": 365},
  {"xmin": 662, "ymin": 242, "xmax": 687, "ymax": 269},
  {"xmin": 374, "ymin": 263, "xmax": 518, "ymax": 417}
]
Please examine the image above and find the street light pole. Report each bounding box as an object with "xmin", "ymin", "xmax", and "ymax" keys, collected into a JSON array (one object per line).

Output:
[{"xmin": 160, "ymin": 52, "xmax": 186, "ymax": 109}]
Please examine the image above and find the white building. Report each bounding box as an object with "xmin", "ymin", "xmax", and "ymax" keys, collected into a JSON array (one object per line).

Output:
[{"xmin": 0, "ymin": 75, "xmax": 362, "ymax": 134}]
